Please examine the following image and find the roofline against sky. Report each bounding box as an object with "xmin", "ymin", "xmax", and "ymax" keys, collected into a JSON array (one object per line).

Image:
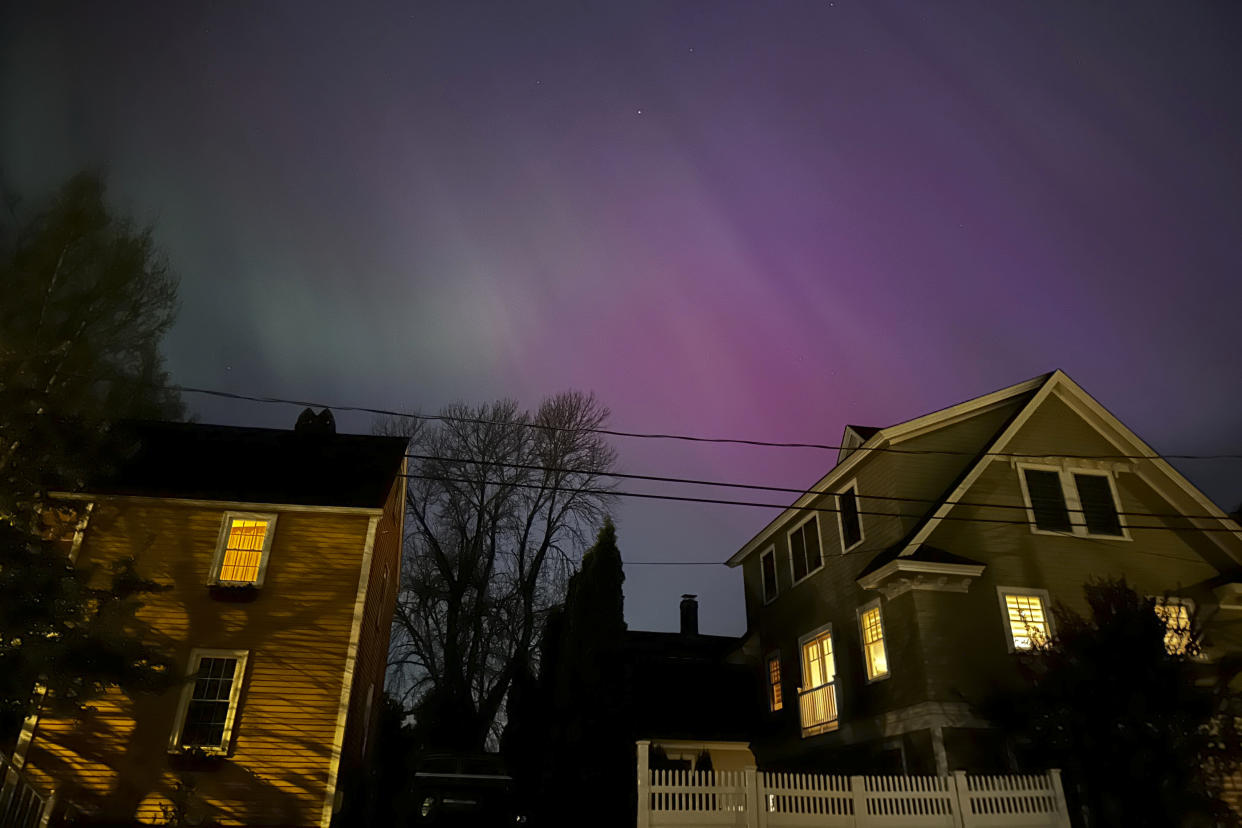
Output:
[{"xmin": 724, "ymin": 371, "xmax": 1056, "ymax": 568}]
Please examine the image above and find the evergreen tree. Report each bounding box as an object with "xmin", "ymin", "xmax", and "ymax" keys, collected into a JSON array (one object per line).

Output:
[
  {"xmin": 547, "ymin": 517, "xmax": 631, "ymax": 828},
  {"xmin": 0, "ymin": 172, "xmax": 183, "ymax": 740}
]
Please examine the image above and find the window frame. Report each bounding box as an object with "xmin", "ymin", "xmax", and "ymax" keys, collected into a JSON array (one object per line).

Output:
[
  {"xmin": 1015, "ymin": 464, "xmax": 1130, "ymax": 541},
  {"xmin": 996, "ymin": 586, "xmax": 1053, "ymax": 653},
  {"xmin": 786, "ymin": 513, "xmax": 824, "ymax": 588},
  {"xmin": 856, "ymin": 598, "xmax": 890, "ymax": 683},
  {"xmin": 209, "ymin": 512, "xmax": 279, "ymax": 586},
  {"xmin": 765, "ymin": 650, "xmax": 784, "ymax": 712},
  {"xmin": 797, "ymin": 622, "xmax": 835, "ymax": 691},
  {"xmin": 168, "ymin": 648, "xmax": 250, "ymax": 755},
  {"xmin": 759, "ymin": 546, "xmax": 779, "ymax": 605},
  {"xmin": 836, "ymin": 480, "xmax": 865, "ymax": 553}
]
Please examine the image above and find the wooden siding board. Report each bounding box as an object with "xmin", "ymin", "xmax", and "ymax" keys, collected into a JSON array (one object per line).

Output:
[{"xmin": 23, "ymin": 500, "xmax": 374, "ymax": 827}]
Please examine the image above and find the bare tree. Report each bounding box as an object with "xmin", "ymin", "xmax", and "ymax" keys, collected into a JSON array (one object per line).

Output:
[{"xmin": 381, "ymin": 392, "xmax": 616, "ymax": 749}]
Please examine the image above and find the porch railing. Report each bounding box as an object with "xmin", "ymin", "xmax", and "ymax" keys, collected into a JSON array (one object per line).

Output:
[{"xmin": 798, "ymin": 681, "xmax": 838, "ymax": 736}]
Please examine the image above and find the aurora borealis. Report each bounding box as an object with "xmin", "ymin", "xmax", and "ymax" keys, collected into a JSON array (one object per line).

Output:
[{"xmin": 3, "ymin": 2, "xmax": 1241, "ymax": 634}]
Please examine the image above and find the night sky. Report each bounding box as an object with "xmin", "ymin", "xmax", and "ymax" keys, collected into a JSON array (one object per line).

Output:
[{"xmin": 4, "ymin": 2, "xmax": 1241, "ymax": 636}]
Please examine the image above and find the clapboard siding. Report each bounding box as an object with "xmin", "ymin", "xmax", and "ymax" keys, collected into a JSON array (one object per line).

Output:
[
  {"xmin": 23, "ymin": 498, "xmax": 379, "ymax": 827},
  {"xmin": 746, "ymin": 397, "xmax": 1031, "ymax": 756}
]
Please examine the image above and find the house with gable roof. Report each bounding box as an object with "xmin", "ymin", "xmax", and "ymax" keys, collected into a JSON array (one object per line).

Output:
[{"xmin": 726, "ymin": 370, "xmax": 1242, "ymax": 776}]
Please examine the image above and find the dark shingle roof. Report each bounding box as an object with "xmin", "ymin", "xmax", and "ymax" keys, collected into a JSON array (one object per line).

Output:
[{"xmin": 92, "ymin": 420, "xmax": 407, "ymax": 509}]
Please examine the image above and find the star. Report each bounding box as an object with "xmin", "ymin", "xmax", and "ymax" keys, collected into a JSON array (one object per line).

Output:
[{"xmin": 636, "ymin": 109, "xmax": 644, "ymax": 115}]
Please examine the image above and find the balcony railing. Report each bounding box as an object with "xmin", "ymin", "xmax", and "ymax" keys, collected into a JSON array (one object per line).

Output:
[{"xmin": 798, "ymin": 681, "xmax": 838, "ymax": 737}]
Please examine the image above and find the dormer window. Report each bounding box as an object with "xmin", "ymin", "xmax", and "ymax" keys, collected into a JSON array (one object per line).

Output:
[
  {"xmin": 210, "ymin": 513, "xmax": 277, "ymax": 586},
  {"xmin": 1016, "ymin": 465, "xmax": 1127, "ymax": 539}
]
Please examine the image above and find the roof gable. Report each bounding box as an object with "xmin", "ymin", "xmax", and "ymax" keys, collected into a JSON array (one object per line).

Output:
[
  {"xmin": 726, "ymin": 373, "xmax": 1052, "ymax": 567},
  {"xmin": 886, "ymin": 370, "xmax": 1242, "ymax": 564}
]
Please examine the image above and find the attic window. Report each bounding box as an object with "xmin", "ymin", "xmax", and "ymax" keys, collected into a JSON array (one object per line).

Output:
[
  {"xmin": 211, "ymin": 513, "xmax": 278, "ymax": 586},
  {"xmin": 1017, "ymin": 465, "xmax": 1127, "ymax": 539}
]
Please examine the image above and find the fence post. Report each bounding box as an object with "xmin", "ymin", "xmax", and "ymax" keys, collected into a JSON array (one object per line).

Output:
[
  {"xmin": 950, "ymin": 770, "xmax": 969, "ymax": 828},
  {"xmin": 636, "ymin": 740, "xmax": 651, "ymax": 828},
  {"xmin": 39, "ymin": 787, "xmax": 58, "ymax": 828},
  {"xmin": 850, "ymin": 776, "xmax": 868, "ymax": 827},
  {"xmin": 743, "ymin": 765, "xmax": 760, "ymax": 828},
  {"xmin": 1048, "ymin": 769, "xmax": 1072, "ymax": 828}
]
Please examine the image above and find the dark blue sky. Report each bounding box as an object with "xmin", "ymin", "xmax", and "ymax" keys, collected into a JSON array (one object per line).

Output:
[{"xmin": 4, "ymin": 2, "xmax": 1241, "ymax": 635}]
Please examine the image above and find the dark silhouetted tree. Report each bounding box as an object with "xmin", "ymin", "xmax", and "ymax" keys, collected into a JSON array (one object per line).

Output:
[
  {"xmin": 381, "ymin": 392, "xmax": 616, "ymax": 748},
  {"xmin": 0, "ymin": 172, "xmax": 183, "ymax": 740},
  {"xmin": 983, "ymin": 577, "xmax": 1242, "ymax": 828}
]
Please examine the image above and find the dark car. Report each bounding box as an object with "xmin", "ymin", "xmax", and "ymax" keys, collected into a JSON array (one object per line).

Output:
[{"xmin": 410, "ymin": 752, "xmax": 526, "ymax": 826}]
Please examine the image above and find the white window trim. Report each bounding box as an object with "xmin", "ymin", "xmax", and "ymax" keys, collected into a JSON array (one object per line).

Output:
[
  {"xmin": 1015, "ymin": 464, "xmax": 1131, "ymax": 541},
  {"xmin": 797, "ymin": 622, "xmax": 835, "ymax": 690},
  {"xmin": 168, "ymin": 648, "xmax": 250, "ymax": 755},
  {"xmin": 996, "ymin": 586, "xmax": 1053, "ymax": 653},
  {"xmin": 765, "ymin": 649, "xmax": 783, "ymax": 712},
  {"xmin": 209, "ymin": 512, "xmax": 279, "ymax": 586},
  {"xmin": 786, "ymin": 513, "xmax": 825, "ymax": 587},
  {"xmin": 759, "ymin": 546, "xmax": 779, "ymax": 605},
  {"xmin": 857, "ymin": 598, "xmax": 890, "ymax": 683},
  {"xmin": 836, "ymin": 480, "xmax": 865, "ymax": 553}
]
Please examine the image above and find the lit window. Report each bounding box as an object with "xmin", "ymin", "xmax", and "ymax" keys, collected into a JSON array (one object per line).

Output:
[
  {"xmin": 801, "ymin": 629, "xmax": 835, "ymax": 690},
  {"xmin": 767, "ymin": 653, "xmax": 783, "ymax": 711},
  {"xmin": 1155, "ymin": 601, "xmax": 1193, "ymax": 655},
  {"xmin": 170, "ymin": 649, "xmax": 249, "ymax": 754},
  {"xmin": 1002, "ymin": 591, "xmax": 1050, "ymax": 651},
  {"xmin": 760, "ymin": 548, "xmax": 778, "ymax": 603},
  {"xmin": 837, "ymin": 484, "xmax": 863, "ymax": 550},
  {"xmin": 859, "ymin": 604, "xmax": 889, "ymax": 680},
  {"xmin": 1018, "ymin": 466, "xmax": 1126, "ymax": 538},
  {"xmin": 788, "ymin": 516, "xmax": 822, "ymax": 583},
  {"xmin": 211, "ymin": 513, "xmax": 277, "ymax": 586}
]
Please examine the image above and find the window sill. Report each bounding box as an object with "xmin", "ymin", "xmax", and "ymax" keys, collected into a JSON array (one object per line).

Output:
[
  {"xmin": 208, "ymin": 583, "xmax": 261, "ymax": 602},
  {"xmin": 1026, "ymin": 525, "xmax": 1131, "ymax": 542},
  {"xmin": 864, "ymin": 672, "xmax": 891, "ymax": 685},
  {"xmin": 790, "ymin": 563, "xmax": 825, "ymax": 589},
  {"xmin": 168, "ymin": 747, "xmax": 228, "ymax": 769}
]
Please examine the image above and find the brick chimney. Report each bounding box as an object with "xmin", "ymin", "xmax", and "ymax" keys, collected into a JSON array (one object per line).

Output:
[{"xmin": 680, "ymin": 594, "xmax": 699, "ymax": 636}]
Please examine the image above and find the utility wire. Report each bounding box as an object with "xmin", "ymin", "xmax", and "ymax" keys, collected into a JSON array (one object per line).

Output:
[
  {"xmin": 400, "ymin": 472, "xmax": 1242, "ymax": 534},
  {"xmin": 137, "ymin": 381, "xmax": 1242, "ymax": 462},
  {"xmin": 405, "ymin": 452, "xmax": 1239, "ymax": 522}
]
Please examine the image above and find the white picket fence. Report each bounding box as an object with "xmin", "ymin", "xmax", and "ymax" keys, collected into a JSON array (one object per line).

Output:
[{"xmin": 637, "ymin": 767, "xmax": 1071, "ymax": 828}]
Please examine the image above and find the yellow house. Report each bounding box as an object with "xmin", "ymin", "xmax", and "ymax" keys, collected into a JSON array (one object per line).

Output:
[{"xmin": 13, "ymin": 417, "xmax": 406, "ymax": 827}]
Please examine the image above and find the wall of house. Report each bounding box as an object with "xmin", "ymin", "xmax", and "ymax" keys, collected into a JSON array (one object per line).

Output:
[
  {"xmin": 22, "ymin": 499, "xmax": 375, "ymax": 827},
  {"xmin": 919, "ymin": 391, "xmax": 1236, "ymax": 716},
  {"xmin": 742, "ymin": 396, "xmax": 1031, "ymax": 766},
  {"xmin": 337, "ymin": 468, "xmax": 405, "ymax": 794}
]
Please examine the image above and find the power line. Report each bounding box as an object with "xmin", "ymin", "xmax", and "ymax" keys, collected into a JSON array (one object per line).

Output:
[
  {"xmin": 406, "ymin": 452, "xmax": 1239, "ymax": 523},
  {"xmin": 151, "ymin": 381, "xmax": 1242, "ymax": 461},
  {"xmin": 400, "ymin": 472, "xmax": 1242, "ymax": 534}
]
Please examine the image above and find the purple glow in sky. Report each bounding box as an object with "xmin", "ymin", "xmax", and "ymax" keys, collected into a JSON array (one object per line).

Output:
[{"xmin": 3, "ymin": 2, "xmax": 1241, "ymax": 635}]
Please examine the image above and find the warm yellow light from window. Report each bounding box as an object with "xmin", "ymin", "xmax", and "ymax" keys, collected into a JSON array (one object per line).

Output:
[
  {"xmin": 1005, "ymin": 594, "xmax": 1048, "ymax": 650},
  {"xmin": 219, "ymin": 519, "xmax": 269, "ymax": 583},
  {"xmin": 802, "ymin": 631, "xmax": 834, "ymax": 690},
  {"xmin": 1155, "ymin": 603, "xmax": 1192, "ymax": 655},
  {"xmin": 768, "ymin": 656, "xmax": 783, "ymax": 711},
  {"xmin": 861, "ymin": 607, "xmax": 889, "ymax": 679}
]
